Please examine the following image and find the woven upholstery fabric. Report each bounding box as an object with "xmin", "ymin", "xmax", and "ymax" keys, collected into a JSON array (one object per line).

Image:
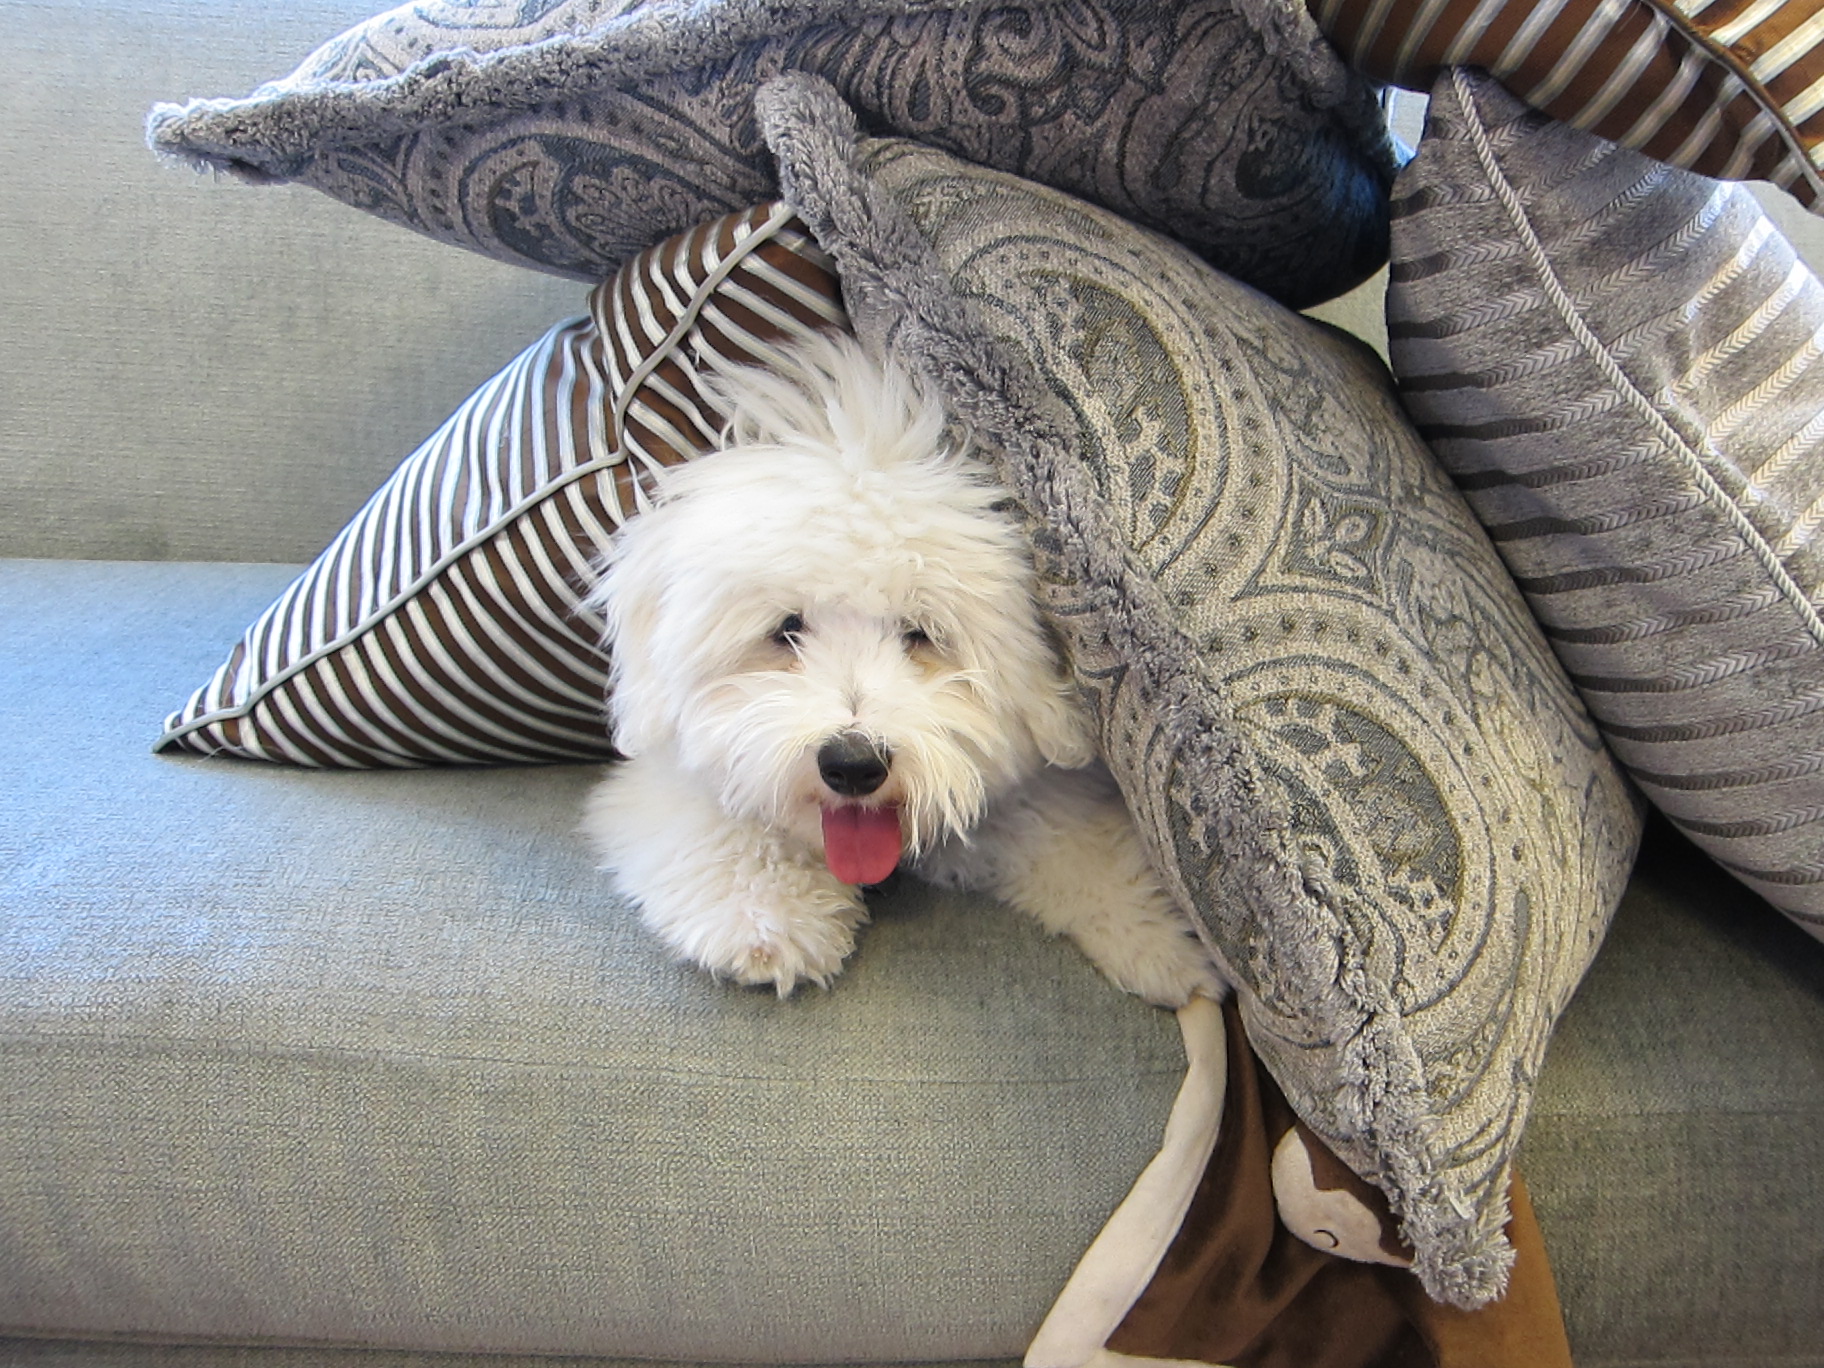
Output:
[
  {"xmin": 752, "ymin": 74, "xmax": 1642, "ymax": 1307},
  {"xmin": 3, "ymin": 559, "xmax": 1181, "ymax": 1359},
  {"xmin": 1388, "ymin": 69, "xmax": 1824, "ymax": 940},
  {"xmin": 144, "ymin": 0, "xmax": 1396, "ymax": 310},
  {"xmin": 1310, "ymin": 0, "xmax": 1824, "ymax": 212},
  {"xmin": 157, "ymin": 204, "xmax": 843, "ymax": 766},
  {"xmin": 1519, "ymin": 818, "xmax": 1824, "ymax": 1364}
]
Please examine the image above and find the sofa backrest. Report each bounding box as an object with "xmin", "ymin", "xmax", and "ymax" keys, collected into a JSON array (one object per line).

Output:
[
  {"xmin": 6, "ymin": 0, "xmax": 1822, "ymax": 567},
  {"xmin": 1, "ymin": 0, "xmax": 579, "ymax": 565}
]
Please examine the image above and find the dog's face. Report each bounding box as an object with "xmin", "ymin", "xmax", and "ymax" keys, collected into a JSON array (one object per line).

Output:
[{"xmin": 589, "ymin": 335, "xmax": 1094, "ymax": 884}]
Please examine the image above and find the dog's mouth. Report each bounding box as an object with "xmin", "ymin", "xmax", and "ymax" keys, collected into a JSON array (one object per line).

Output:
[{"xmin": 820, "ymin": 803, "xmax": 903, "ymax": 886}]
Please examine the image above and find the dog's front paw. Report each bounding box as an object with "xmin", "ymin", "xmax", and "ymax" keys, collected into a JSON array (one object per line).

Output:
[
  {"xmin": 666, "ymin": 878, "xmax": 868, "ymax": 997},
  {"xmin": 712, "ymin": 910, "xmax": 859, "ymax": 996}
]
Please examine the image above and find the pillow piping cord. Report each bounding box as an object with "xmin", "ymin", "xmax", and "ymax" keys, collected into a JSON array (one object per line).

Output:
[
  {"xmin": 1450, "ymin": 65, "xmax": 1824, "ymax": 652},
  {"xmin": 155, "ymin": 443, "xmax": 616, "ymax": 753},
  {"xmin": 1635, "ymin": 0, "xmax": 1824, "ymax": 202},
  {"xmin": 608, "ymin": 200, "xmax": 804, "ymax": 440},
  {"xmin": 158, "ymin": 206, "xmax": 803, "ymax": 753},
  {"xmin": 753, "ymin": 70, "xmax": 1513, "ymax": 1310}
]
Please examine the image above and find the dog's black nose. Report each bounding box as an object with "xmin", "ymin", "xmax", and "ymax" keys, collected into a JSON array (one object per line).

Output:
[{"xmin": 818, "ymin": 733, "xmax": 891, "ymax": 797}]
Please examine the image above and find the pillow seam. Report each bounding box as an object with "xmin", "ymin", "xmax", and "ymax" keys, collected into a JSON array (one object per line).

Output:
[
  {"xmin": 606, "ymin": 200, "xmax": 802, "ymax": 443},
  {"xmin": 1632, "ymin": 0, "xmax": 1824, "ymax": 203}
]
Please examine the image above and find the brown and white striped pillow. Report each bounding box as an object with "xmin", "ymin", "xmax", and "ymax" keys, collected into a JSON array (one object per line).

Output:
[
  {"xmin": 1312, "ymin": 0, "xmax": 1824, "ymax": 212},
  {"xmin": 157, "ymin": 203, "xmax": 847, "ymax": 767},
  {"xmin": 1388, "ymin": 68, "xmax": 1824, "ymax": 938}
]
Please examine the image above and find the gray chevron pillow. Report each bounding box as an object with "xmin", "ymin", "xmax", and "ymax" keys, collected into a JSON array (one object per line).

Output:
[
  {"xmin": 754, "ymin": 73, "xmax": 1640, "ymax": 1309},
  {"xmin": 1389, "ymin": 69, "xmax": 1824, "ymax": 943},
  {"xmin": 144, "ymin": 0, "xmax": 1395, "ymax": 309}
]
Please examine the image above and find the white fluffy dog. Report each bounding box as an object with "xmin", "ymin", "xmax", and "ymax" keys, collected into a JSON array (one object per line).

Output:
[{"xmin": 581, "ymin": 333, "xmax": 1223, "ymax": 1007}]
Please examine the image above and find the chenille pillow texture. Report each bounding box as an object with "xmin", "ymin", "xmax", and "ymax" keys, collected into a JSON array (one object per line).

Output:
[
  {"xmin": 144, "ymin": 0, "xmax": 1395, "ymax": 309},
  {"xmin": 1388, "ymin": 68, "xmax": 1824, "ymax": 942},
  {"xmin": 157, "ymin": 202, "xmax": 845, "ymax": 766},
  {"xmin": 751, "ymin": 73, "xmax": 1641, "ymax": 1307},
  {"xmin": 1311, "ymin": 0, "xmax": 1824, "ymax": 213}
]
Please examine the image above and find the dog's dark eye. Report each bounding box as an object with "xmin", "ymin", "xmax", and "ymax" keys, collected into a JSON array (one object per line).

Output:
[
  {"xmin": 771, "ymin": 613, "xmax": 805, "ymax": 647},
  {"xmin": 903, "ymin": 624, "xmax": 934, "ymax": 648}
]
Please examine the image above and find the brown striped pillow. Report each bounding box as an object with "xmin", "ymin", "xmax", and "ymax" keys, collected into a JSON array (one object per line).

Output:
[
  {"xmin": 1311, "ymin": 0, "xmax": 1824, "ymax": 213},
  {"xmin": 157, "ymin": 204, "xmax": 846, "ymax": 767},
  {"xmin": 1388, "ymin": 68, "xmax": 1824, "ymax": 939}
]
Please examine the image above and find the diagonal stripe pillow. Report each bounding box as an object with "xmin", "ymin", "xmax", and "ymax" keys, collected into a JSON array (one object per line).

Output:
[
  {"xmin": 157, "ymin": 203, "xmax": 846, "ymax": 767},
  {"xmin": 1311, "ymin": 0, "xmax": 1824, "ymax": 213},
  {"xmin": 1387, "ymin": 68, "xmax": 1824, "ymax": 939}
]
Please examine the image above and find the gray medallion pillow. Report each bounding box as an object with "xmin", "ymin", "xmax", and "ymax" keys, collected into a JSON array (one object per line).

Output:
[
  {"xmin": 754, "ymin": 73, "xmax": 1642, "ymax": 1307},
  {"xmin": 145, "ymin": 0, "xmax": 1395, "ymax": 308},
  {"xmin": 1388, "ymin": 69, "xmax": 1824, "ymax": 943}
]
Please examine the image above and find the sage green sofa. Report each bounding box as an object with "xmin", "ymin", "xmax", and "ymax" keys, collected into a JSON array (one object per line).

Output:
[{"xmin": 2, "ymin": 2, "xmax": 1821, "ymax": 1365}]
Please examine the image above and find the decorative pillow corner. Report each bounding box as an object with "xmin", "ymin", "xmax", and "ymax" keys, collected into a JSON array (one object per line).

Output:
[
  {"xmin": 1311, "ymin": 0, "xmax": 1824, "ymax": 214},
  {"xmin": 157, "ymin": 202, "xmax": 847, "ymax": 767},
  {"xmin": 144, "ymin": 0, "xmax": 1397, "ymax": 309},
  {"xmin": 753, "ymin": 72, "xmax": 1642, "ymax": 1306},
  {"xmin": 1387, "ymin": 67, "xmax": 1824, "ymax": 944}
]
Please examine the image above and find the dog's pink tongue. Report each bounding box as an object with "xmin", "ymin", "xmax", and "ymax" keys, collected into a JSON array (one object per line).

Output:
[{"xmin": 821, "ymin": 805, "xmax": 903, "ymax": 885}]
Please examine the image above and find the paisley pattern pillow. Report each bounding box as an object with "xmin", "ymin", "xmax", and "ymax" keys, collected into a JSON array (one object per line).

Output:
[
  {"xmin": 753, "ymin": 72, "xmax": 1642, "ymax": 1308},
  {"xmin": 144, "ymin": 0, "xmax": 1396, "ymax": 309}
]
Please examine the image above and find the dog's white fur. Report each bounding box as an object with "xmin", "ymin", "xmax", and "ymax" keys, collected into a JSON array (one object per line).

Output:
[{"xmin": 581, "ymin": 333, "xmax": 1223, "ymax": 1006}]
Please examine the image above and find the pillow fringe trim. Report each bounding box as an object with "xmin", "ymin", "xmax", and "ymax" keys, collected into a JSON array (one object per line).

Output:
[{"xmin": 144, "ymin": 0, "xmax": 1358, "ymax": 183}]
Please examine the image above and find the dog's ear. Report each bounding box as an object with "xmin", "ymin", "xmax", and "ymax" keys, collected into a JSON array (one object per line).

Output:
[
  {"xmin": 588, "ymin": 546, "xmax": 677, "ymax": 758},
  {"xmin": 1026, "ymin": 669, "xmax": 1100, "ymax": 771},
  {"xmin": 1019, "ymin": 617, "xmax": 1098, "ymax": 769}
]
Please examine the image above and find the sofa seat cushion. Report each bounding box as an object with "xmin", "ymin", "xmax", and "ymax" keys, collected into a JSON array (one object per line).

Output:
[
  {"xmin": 1521, "ymin": 816, "xmax": 1824, "ymax": 1364},
  {"xmin": 0, "ymin": 559, "xmax": 1182, "ymax": 1360}
]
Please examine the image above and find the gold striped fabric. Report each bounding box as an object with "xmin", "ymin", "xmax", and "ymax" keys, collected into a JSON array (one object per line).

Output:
[
  {"xmin": 158, "ymin": 203, "xmax": 847, "ymax": 766},
  {"xmin": 1311, "ymin": 0, "xmax": 1824, "ymax": 211}
]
